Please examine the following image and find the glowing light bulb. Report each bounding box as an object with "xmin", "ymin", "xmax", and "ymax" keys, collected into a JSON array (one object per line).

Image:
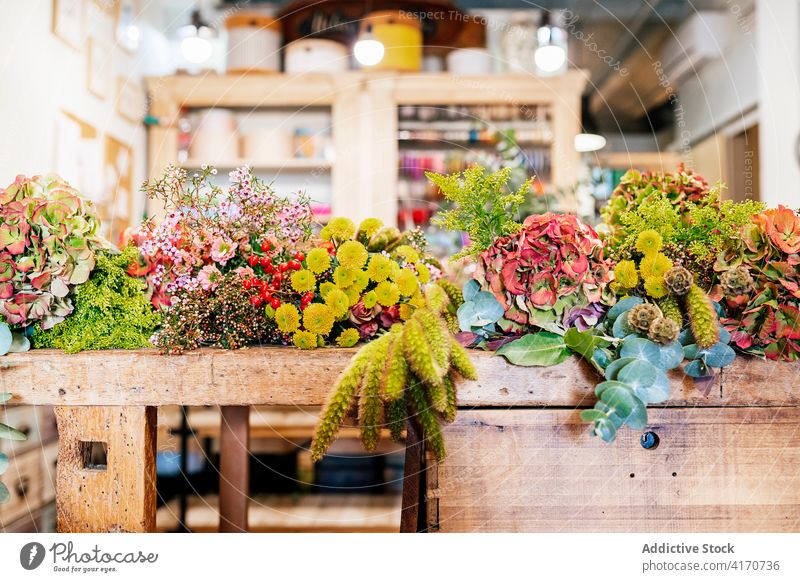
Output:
[
  {"xmin": 534, "ymin": 44, "xmax": 566, "ymax": 73},
  {"xmin": 574, "ymin": 133, "xmax": 607, "ymax": 153},
  {"xmin": 181, "ymin": 35, "xmax": 213, "ymax": 64},
  {"xmin": 354, "ymin": 25, "xmax": 384, "ymax": 67}
]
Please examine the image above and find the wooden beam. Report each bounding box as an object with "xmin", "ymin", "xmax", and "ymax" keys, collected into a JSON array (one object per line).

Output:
[
  {"xmin": 55, "ymin": 406, "xmax": 156, "ymax": 532},
  {"xmin": 4, "ymin": 349, "xmax": 799, "ymax": 408}
]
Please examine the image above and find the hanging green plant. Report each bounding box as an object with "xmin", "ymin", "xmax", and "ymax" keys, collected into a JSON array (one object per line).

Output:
[{"xmin": 311, "ymin": 284, "xmax": 477, "ymax": 462}]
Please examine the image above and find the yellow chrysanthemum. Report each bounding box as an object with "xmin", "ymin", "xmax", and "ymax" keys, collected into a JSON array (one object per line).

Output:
[
  {"xmin": 325, "ymin": 288, "xmax": 350, "ymax": 319},
  {"xmin": 319, "ymin": 281, "xmax": 336, "ymax": 299},
  {"xmin": 350, "ymin": 270, "xmax": 370, "ymax": 293},
  {"xmin": 362, "ymin": 290, "xmax": 378, "ymax": 309},
  {"xmin": 399, "ymin": 304, "xmax": 415, "ymax": 320},
  {"xmin": 640, "ymin": 253, "xmax": 673, "ymax": 279},
  {"xmin": 357, "ymin": 218, "xmax": 384, "ymax": 239},
  {"xmin": 275, "ymin": 304, "xmax": 301, "ymax": 333},
  {"xmin": 416, "ymin": 262, "xmax": 431, "ymax": 284},
  {"xmin": 388, "ymin": 261, "xmax": 402, "ymax": 282},
  {"xmin": 409, "ymin": 292, "xmax": 426, "ymax": 308},
  {"xmin": 333, "ymin": 266, "xmax": 357, "ymax": 288},
  {"xmin": 374, "ymin": 281, "xmax": 400, "ymax": 307},
  {"xmin": 328, "ymin": 217, "xmax": 356, "ymax": 241},
  {"xmin": 396, "ymin": 268, "xmax": 419, "ymax": 296},
  {"xmin": 366, "ymin": 254, "xmax": 393, "ymax": 282},
  {"xmin": 293, "ymin": 330, "xmax": 318, "ymax": 350},
  {"xmin": 344, "ymin": 285, "xmax": 361, "ymax": 306},
  {"xmin": 335, "ymin": 328, "xmax": 360, "ymax": 348},
  {"xmin": 613, "ymin": 260, "xmax": 639, "ymax": 289},
  {"xmin": 394, "ymin": 244, "xmax": 420, "ymax": 264},
  {"xmin": 319, "ymin": 225, "xmax": 332, "ymax": 241},
  {"xmin": 336, "ymin": 240, "xmax": 368, "ymax": 270},
  {"xmin": 306, "ymin": 248, "xmax": 332, "ymax": 274},
  {"xmin": 303, "ymin": 303, "xmax": 335, "ymax": 336},
  {"xmin": 636, "ymin": 229, "xmax": 663, "ymax": 256},
  {"xmin": 644, "ymin": 275, "xmax": 668, "ymax": 299},
  {"xmin": 290, "ymin": 269, "xmax": 316, "ymax": 293}
]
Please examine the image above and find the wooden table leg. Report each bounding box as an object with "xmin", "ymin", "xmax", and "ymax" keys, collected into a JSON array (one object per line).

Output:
[
  {"xmin": 55, "ymin": 406, "xmax": 157, "ymax": 532},
  {"xmin": 400, "ymin": 418, "xmax": 426, "ymax": 533},
  {"xmin": 219, "ymin": 405, "xmax": 250, "ymax": 532}
]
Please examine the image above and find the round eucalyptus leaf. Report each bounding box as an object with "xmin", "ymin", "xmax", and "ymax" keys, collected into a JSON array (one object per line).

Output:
[
  {"xmin": 0, "ymin": 324, "xmax": 12, "ymax": 356},
  {"xmin": 678, "ymin": 328, "xmax": 695, "ymax": 346},
  {"xmin": 0, "ymin": 393, "xmax": 11, "ymax": 404},
  {"xmin": 612, "ymin": 314, "xmax": 634, "ymax": 339},
  {"xmin": 456, "ymin": 302, "xmax": 478, "ymax": 332},
  {"xmin": 580, "ymin": 409, "xmax": 607, "ymax": 422},
  {"xmin": 617, "ymin": 360, "xmax": 659, "ymax": 388},
  {"xmin": 684, "ymin": 358, "xmax": 712, "ymax": 378},
  {"xmin": 463, "ymin": 279, "xmax": 480, "ymax": 302},
  {"xmin": 472, "ymin": 292, "xmax": 505, "ymax": 326},
  {"xmin": 633, "ymin": 370, "xmax": 671, "ymax": 404},
  {"xmin": 0, "ymin": 481, "xmax": 10, "ymax": 503},
  {"xmin": 0, "ymin": 453, "xmax": 8, "ymax": 475},
  {"xmin": 658, "ymin": 341, "xmax": 685, "ymax": 370},
  {"xmin": 595, "ymin": 380, "xmax": 630, "ymax": 398},
  {"xmin": 592, "ymin": 417, "xmax": 618, "ymax": 442},
  {"xmin": 619, "ymin": 338, "xmax": 660, "ymax": 362},
  {"xmin": 0, "ymin": 422, "xmax": 28, "ymax": 441},
  {"xmin": 600, "ymin": 385, "xmax": 638, "ymax": 418},
  {"xmin": 604, "ymin": 357, "xmax": 638, "ymax": 380},
  {"xmin": 717, "ymin": 325, "xmax": 731, "ymax": 345},
  {"xmin": 607, "ymin": 296, "xmax": 644, "ymax": 321},
  {"xmin": 618, "ymin": 396, "xmax": 648, "ymax": 430},
  {"xmin": 683, "ymin": 343, "xmax": 699, "ymax": 359},
  {"xmin": 701, "ymin": 343, "xmax": 736, "ymax": 368},
  {"xmin": 8, "ymin": 333, "xmax": 30, "ymax": 353}
]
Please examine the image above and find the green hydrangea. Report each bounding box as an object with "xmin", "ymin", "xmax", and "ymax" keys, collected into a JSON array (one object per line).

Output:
[{"xmin": 33, "ymin": 246, "xmax": 160, "ymax": 353}]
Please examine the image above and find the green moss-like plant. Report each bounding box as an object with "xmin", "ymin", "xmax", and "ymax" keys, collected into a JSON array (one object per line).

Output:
[
  {"xmin": 685, "ymin": 284, "xmax": 719, "ymax": 349},
  {"xmin": 429, "ymin": 166, "xmax": 529, "ymax": 260},
  {"xmin": 657, "ymin": 296, "xmax": 683, "ymax": 327},
  {"xmin": 311, "ymin": 292, "xmax": 478, "ymax": 462},
  {"xmin": 33, "ymin": 247, "xmax": 160, "ymax": 353}
]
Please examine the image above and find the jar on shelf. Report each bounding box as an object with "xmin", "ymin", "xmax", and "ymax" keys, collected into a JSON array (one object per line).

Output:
[
  {"xmin": 189, "ymin": 109, "xmax": 238, "ymax": 162},
  {"xmin": 284, "ymin": 39, "xmax": 349, "ymax": 73},
  {"xmin": 225, "ymin": 13, "xmax": 281, "ymax": 73},
  {"xmin": 359, "ymin": 10, "xmax": 422, "ymax": 71},
  {"xmin": 241, "ymin": 128, "xmax": 292, "ymax": 164}
]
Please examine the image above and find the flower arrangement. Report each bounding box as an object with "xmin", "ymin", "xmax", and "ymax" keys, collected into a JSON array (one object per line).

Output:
[
  {"xmin": 719, "ymin": 205, "xmax": 800, "ymax": 359},
  {"xmin": 0, "ymin": 174, "xmax": 111, "ymax": 329},
  {"xmin": 475, "ymin": 212, "xmax": 615, "ymax": 334}
]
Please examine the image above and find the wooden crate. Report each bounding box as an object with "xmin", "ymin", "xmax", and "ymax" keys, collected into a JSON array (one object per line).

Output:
[
  {"xmin": 3, "ymin": 347, "xmax": 799, "ymax": 533},
  {"xmin": 426, "ymin": 357, "xmax": 800, "ymax": 533}
]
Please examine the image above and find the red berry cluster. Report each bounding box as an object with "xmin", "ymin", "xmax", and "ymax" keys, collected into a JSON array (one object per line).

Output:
[{"xmin": 242, "ymin": 241, "xmax": 308, "ymax": 309}]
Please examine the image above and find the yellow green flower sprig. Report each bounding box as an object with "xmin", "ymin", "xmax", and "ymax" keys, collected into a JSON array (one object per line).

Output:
[
  {"xmin": 612, "ymin": 230, "xmax": 719, "ymax": 349},
  {"xmin": 266, "ymin": 217, "xmax": 442, "ymax": 351},
  {"xmin": 310, "ymin": 284, "xmax": 477, "ymax": 462}
]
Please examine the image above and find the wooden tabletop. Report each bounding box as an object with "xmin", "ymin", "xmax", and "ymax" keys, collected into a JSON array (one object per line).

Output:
[{"xmin": 2, "ymin": 347, "xmax": 799, "ymax": 408}]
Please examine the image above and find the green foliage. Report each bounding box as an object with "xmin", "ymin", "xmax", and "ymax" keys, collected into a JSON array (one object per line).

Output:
[
  {"xmin": 429, "ymin": 166, "xmax": 529, "ymax": 260},
  {"xmin": 33, "ymin": 247, "xmax": 160, "ymax": 353},
  {"xmin": 311, "ymin": 300, "xmax": 477, "ymax": 462},
  {"xmin": 495, "ymin": 332, "xmax": 571, "ymax": 367}
]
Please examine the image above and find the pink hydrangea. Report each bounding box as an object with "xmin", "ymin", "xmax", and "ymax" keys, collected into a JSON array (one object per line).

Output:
[{"xmin": 475, "ymin": 213, "xmax": 615, "ymax": 331}]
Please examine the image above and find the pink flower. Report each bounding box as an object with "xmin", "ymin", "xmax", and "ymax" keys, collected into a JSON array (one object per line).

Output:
[
  {"xmin": 210, "ymin": 236, "xmax": 237, "ymax": 265},
  {"xmin": 197, "ymin": 264, "xmax": 222, "ymax": 291}
]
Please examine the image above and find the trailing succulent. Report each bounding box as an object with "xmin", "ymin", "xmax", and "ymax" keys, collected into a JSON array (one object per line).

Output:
[
  {"xmin": 0, "ymin": 321, "xmax": 29, "ymax": 504},
  {"xmin": 310, "ymin": 283, "xmax": 477, "ymax": 462},
  {"xmin": 578, "ymin": 296, "xmax": 735, "ymax": 442},
  {"xmin": 33, "ymin": 246, "xmax": 161, "ymax": 353}
]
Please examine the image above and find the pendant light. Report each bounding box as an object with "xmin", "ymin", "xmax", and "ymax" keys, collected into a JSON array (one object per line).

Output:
[
  {"xmin": 534, "ymin": 11, "xmax": 566, "ymax": 74},
  {"xmin": 574, "ymin": 133, "xmax": 607, "ymax": 153},
  {"xmin": 354, "ymin": 23, "xmax": 385, "ymax": 66},
  {"xmin": 179, "ymin": 9, "xmax": 215, "ymax": 65}
]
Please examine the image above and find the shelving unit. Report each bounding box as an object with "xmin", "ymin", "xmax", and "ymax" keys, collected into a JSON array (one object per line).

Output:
[{"xmin": 146, "ymin": 71, "xmax": 587, "ymax": 226}]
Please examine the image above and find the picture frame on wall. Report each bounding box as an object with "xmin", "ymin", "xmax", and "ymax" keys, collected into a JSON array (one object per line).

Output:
[
  {"xmin": 103, "ymin": 134, "xmax": 135, "ymax": 242},
  {"xmin": 87, "ymin": 38, "xmax": 112, "ymax": 99},
  {"xmin": 52, "ymin": 0, "xmax": 84, "ymax": 50},
  {"xmin": 116, "ymin": 77, "xmax": 144, "ymax": 124}
]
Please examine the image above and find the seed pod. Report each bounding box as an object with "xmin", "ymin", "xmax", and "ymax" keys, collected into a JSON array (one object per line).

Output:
[
  {"xmin": 648, "ymin": 316, "xmax": 680, "ymax": 345},
  {"xmin": 720, "ymin": 266, "xmax": 754, "ymax": 297},
  {"xmin": 664, "ymin": 266, "xmax": 694, "ymax": 296},
  {"xmin": 627, "ymin": 303, "xmax": 662, "ymax": 335}
]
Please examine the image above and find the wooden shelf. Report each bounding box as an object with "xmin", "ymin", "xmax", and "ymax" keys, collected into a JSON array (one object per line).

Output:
[{"xmin": 183, "ymin": 158, "xmax": 332, "ymax": 171}]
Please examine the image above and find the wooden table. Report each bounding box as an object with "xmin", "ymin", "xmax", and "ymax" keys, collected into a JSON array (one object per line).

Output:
[{"xmin": 3, "ymin": 348, "xmax": 799, "ymax": 532}]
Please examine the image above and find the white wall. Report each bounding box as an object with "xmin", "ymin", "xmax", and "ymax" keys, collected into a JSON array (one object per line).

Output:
[
  {"xmin": 0, "ymin": 0, "xmax": 148, "ymax": 227},
  {"xmin": 756, "ymin": 0, "xmax": 800, "ymax": 206}
]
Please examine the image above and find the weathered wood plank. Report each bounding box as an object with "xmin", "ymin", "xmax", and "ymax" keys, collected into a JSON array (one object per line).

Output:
[
  {"xmin": 431, "ymin": 407, "xmax": 800, "ymax": 532},
  {"xmin": 55, "ymin": 406, "xmax": 157, "ymax": 532},
  {"xmin": 3, "ymin": 349, "xmax": 799, "ymax": 407}
]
